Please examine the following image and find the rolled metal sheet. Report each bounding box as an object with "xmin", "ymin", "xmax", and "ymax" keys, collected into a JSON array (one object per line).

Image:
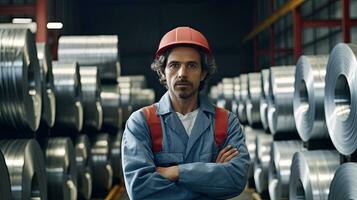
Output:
[
  {"xmin": 91, "ymin": 133, "xmax": 113, "ymax": 196},
  {"xmin": 254, "ymin": 132, "xmax": 273, "ymax": 193},
  {"xmin": 0, "ymin": 149, "xmax": 11, "ymax": 200},
  {"xmin": 260, "ymin": 69, "xmax": 270, "ymax": 132},
  {"xmin": 75, "ymin": 135, "xmax": 92, "ymax": 200},
  {"xmin": 44, "ymin": 137, "xmax": 78, "ymax": 200},
  {"xmin": 289, "ymin": 150, "xmax": 339, "ymax": 200},
  {"xmin": 268, "ymin": 140, "xmax": 304, "ymax": 200},
  {"xmin": 294, "ymin": 55, "xmax": 329, "ymax": 142},
  {"xmin": 244, "ymin": 126, "xmax": 263, "ymax": 179},
  {"xmin": 79, "ymin": 66, "xmax": 103, "ymax": 131},
  {"xmin": 238, "ymin": 74, "xmax": 248, "ymax": 124},
  {"xmin": 222, "ymin": 78, "xmax": 234, "ymax": 111},
  {"xmin": 216, "ymin": 82, "xmax": 226, "ymax": 109},
  {"xmin": 267, "ymin": 66, "xmax": 297, "ymax": 136},
  {"xmin": 324, "ymin": 43, "xmax": 357, "ymax": 155},
  {"xmin": 37, "ymin": 42, "xmax": 56, "ymax": 128},
  {"xmin": 0, "ymin": 139, "xmax": 47, "ymax": 199},
  {"xmin": 209, "ymin": 85, "xmax": 219, "ymax": 104},
  {"xmin": 101, "ymin": 84, "xmax": 123, "ymax": 133},
  {"xmin": 247, "ymin": 72, "xmax": 262, "ymax": 127},
  {"xmin": 328, "ymin": 162, "xmax": 357, "ymax": 200},
  {"xmin": 117, "ymin": 75, "xmax": 147, "ymax": 89},
  {"xmin": 0, "ymin": 22, "xmax": 37, "ymax": 33},
  {"xmin": 131, "ymin": 88, "xmax": 155, "ymax": 111},
  {"xmin": 0, "ymin": 28, "xmax": 42, "ymax": 133},
  {"xmin": 58, "ymin": 35, "xmax": 120, "ymax": 81},
  {"xmin": 111, "ymin": 131, "xmax": 122, "ymax": 181},
  {"xmin": 52, "ymin": 61, "xmax": 83, "ymax": 132},
  {"xmin": 232, "ymin": 77, "xmax": 240, "ymax": 115}
]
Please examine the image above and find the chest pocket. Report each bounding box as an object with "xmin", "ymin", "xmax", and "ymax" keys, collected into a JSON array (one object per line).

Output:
[{"xmin": 154, "ymin": 152, "xmax": 184, "ymax": 167}]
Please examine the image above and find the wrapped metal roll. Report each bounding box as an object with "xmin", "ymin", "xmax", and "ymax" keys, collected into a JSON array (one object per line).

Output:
[
  {"xmin": 80, "ymin": 66, "xmax": 103, "ymax": 131},
  {"xmin": 0, "ymin": 150, "xmax": 11, "ymax": 200},
  {"xmin": 267, "ymin": 66, "xmax": 297, "ymax": 136},
  {"xmin": 111, "ymin": 131, "xmax": 122, "ymax": 181},
  {"xmin": 294, "ymin": 55, "xmax": 329, "ymax": 142},
  {"xmin": 260, "ymin": 69, "xmax": 270, "ymax": 132},
  {"xmin": 247, "ymin": 72, "xmax": 262, "ymax": 127},
  {"xmin": 209, "ymin": 85, "xmax": 219, "ymax": 104},
  {"xmin": 52, "ymin": 61, "xmax": 83, "ymax": 132},
  {"xmin": 0, "ymin": 28, "xmax": 42, "ymax": 133},
  {"xmin": 244, "ymin": 126, "xmax": 263, "ymax": 179},
  {"xmin": 289, "ymin": 150, "xmax": 339, "ymax": 200},
  {"xmin": 328, "ymin": 162, "xmax": 357, "ymax": 200},
  {"xmin": 268, "ymin": 140, "xmax": 304, "ymax": 200},
  {"xmin": 37, "ymin": 42, "xmax": 56, "ymax": 128},
  {"xmin": 117, "ymin": 75, "xmax": 147, "ymax": 89},
  {"xmin": 0, "ymin": 139, "xmax": 47, "ymax": 199},
  {"xmin": 254, "ymin": 132, "xmax": 273, "ymax": 193},
  {"xmin": 222, "ymin": 78, "xmax": 234, "ymax": 111},
  {"xmin": 0, "ymin": 22, "xmax": 37, "ymax": 33},
  {"xmin": 238, "ymin": 74, "xmax": 248, "ymax": 124},
  {"xmin": 324, "ymin": 43, "xmax": 357, "ymax": 155},
  {"xmin": 232, "ymin": 77, "xmax": 240, "ymax": 115},
  {"xmin": 101, "ymin": 84, "xmax": 123, "ymax": 133},
  {"xmin": 58, "ymin": 35, "xmax": 120, "ymax": 81},
  {"xmin": 44, "ymin": 137, "xmax": 77, "ymax": 200},
  {"xmin": 216, "ymin": 82, "xmax": 226, "ymax": 109},
  {"xmin": 91, "ymin": 133, "xmax": 113, "ymax": 196},
  {"xmin": 131, "ymin": 88, "xmax": 155, "ymax": 111},
  {"xmin": 75, "ymin": 135, "xmax": 92, "ymax": 200}
]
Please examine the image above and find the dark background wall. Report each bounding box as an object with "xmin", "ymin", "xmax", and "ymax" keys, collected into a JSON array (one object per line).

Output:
[{"xmin": 67, "ymin": 0, "xmax": 253, "ymax": 99}]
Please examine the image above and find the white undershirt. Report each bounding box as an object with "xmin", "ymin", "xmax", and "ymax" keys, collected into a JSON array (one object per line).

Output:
[{"xmin": 176, "ymin": 109, "xmax": 199, "ymax": 137}]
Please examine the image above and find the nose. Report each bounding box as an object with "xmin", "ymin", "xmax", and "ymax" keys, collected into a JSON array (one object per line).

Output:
[{"xmin": 178, "ymin": 65, "xmax": 188, "ymax": 78}]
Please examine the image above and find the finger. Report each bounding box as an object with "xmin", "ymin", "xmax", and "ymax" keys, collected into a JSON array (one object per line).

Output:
[
  {"xmin": 216, "ymin": 145, "xmax": 232, "ymax": 162},
  {"xmin": 223, "ymin": 149, "xmax": 239, "ymax": 162},
  {"xmin": 220, "ymin": 148, "xmax": 238, "ymax": 162}
]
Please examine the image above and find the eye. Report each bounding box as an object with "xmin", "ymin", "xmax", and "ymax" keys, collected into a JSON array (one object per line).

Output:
[
  {"xmin": 187, "ymin": 63, "xmax": 198, "ymax": 69},
  {"xmin": 168, "ymin": 62, "xmax": 180, "ymax": 69}
]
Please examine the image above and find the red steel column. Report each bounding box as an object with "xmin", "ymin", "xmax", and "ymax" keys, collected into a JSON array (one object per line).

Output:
[
  {"xmin": 342, "ymin": 0, "xmax": 351, "ymax": 43},
  {"xmin": 293, "ymin": 7, "xmax": 302, "ymax": 62},
  {"xmin": 36, "ymin": 0, "xmax": 48, "ymax": 42}
]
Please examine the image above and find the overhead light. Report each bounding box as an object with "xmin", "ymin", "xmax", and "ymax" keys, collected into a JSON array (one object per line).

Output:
[
  {"xmin": 12, "ymin": 18, "xmax": 32, "ymax": 24},
  {"xmin": 47, "ymin": 22, "xmax": 63, "ymax": 30}
]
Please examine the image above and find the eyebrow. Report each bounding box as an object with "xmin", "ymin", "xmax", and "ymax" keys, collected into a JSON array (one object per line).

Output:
[{"xmin": 167, "ymin": 61, "xmax": 199, "ymax": 65}]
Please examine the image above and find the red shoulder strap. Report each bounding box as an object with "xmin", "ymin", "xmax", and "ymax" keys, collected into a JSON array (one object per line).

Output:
[
  {"xmin": 214, "ymin": 107, "xmax": 229, "ymax": 148},
  {"xmin": 142, "ymin": 105, "xmax": 163, "ymax": 152}
]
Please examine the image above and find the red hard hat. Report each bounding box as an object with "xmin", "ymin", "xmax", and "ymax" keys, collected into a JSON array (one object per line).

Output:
[{"xmin": 156, "ymin": 26, "xmax": 212, "ymax": 58}]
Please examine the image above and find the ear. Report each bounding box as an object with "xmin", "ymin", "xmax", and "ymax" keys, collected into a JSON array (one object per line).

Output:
[{"xmin": 200, "ymin": 70, "xmax": 208, "ymax": 81}]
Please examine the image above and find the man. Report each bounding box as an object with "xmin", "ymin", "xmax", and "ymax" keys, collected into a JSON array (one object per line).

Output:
[{"xmin": 122, "ymin": 26, "xmax": 250, "ymax": 199}]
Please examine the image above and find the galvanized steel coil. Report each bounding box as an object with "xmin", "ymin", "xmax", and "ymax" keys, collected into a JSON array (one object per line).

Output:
[
  {"xmin": 101, "ymin": 85, "xmax": 123, "ymax": 133},
  {"xmin": 222, "ymin": 78, "xmax": 235, "ymax": 111},
  {"xmin": 44, "ymin": 137, "xmax": 78, "ymax": 200},
  {"xmin": 289, "ymin": 150, "xmax": 339, "ymax": 200},
  {"xmin": 0, "ymin": 22, "xmax": 37, "ymax": 33},
  {"xmin": 260, "ymin": 69, "xmax": 270, "ymax": 132},
  {"xmin": 324, "ymin": 43, "xmax": 357, "ymax": 155},
  {"xmin": 58, "ymin": 35, "xmax": 120, "ymax": 81},
  {"xmin": 131, "ymin": 88, "xmax": 155, "ymax": 111},
  {"xmin": 0, "ymin": 28, "xmax": 42, "ymax": 133},
  {"xmin": 232, "ymin": 77, "xmax": 240, "ymax": 115},
  {"xmin": 0, "ymin": 139, "xmax": 47, "ymax": 199},
  {"xmin": 254, "ymin": 132, "xmax": 273, "ymax": 193},
  {"xmin": 91, "ymin": 133, "xmax": 113, "ymax": 196},
  {"xmin": 209, "ymin": 85, "xmax": 219, "ymax": 104},
  {"xmin": 238, "ymin": 74, "xmax": 248, "ymax": 124},
  {"xmin": 268, "ymin": 140, "xmax": 304, "ymax": 200},
  {"xmin": 52, "ymin": 61, "xmax": 83, "ymax": 132},
  {"xmin": 294, "ymin": 55, "xmax": 329, "ymax": 142},
  {"xmin": 328, "ymin": 162, "xmax": 357, "ymax": 200},
  {"xmin": 244, "ymin": 126, "xmax": 262, "ymax": 179},
  {"xmin": 36, "ymin": 42, "xmax": 56, "ymax": 128},
  {"xmin": 247, "ymin": 72, "xmax": 262, "ymax": 127},
  {"xmin": 79, "ymin": 66, "xmax": 103, "ymax": 131},
  {"xmin": 75, "ymin": 135, "xmax": 92, "ymax": 200},
  {"xmin": 111, "ymin": 131, "xmax": 122, "ymax": 181},
  {"xmin": 0, "ymin": 149, "xmax": 11, "ymax": 200},
  {"xmin": 267, "ymin": 66, "xmax": 297, "ymax": 136}
]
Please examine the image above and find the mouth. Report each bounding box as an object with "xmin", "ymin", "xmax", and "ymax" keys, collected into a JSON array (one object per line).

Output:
[{"xmin": 175, "ymin": 82, "xmax": 191, "ymax": 87}]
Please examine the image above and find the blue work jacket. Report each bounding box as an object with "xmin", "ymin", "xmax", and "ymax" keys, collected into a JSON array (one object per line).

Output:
[{"xmin": 122, "ymin": 92, "xmax": 250, "ymax": 199}]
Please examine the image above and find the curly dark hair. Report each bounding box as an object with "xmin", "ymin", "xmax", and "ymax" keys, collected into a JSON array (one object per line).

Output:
[{"xmin": 151, "ymin": 45, "xmax": 217, "ymax": 91}]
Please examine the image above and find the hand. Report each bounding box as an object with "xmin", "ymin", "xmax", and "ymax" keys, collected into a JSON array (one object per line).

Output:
[
  {"xmin": 156, "ymin": 166, "xmax": 179, "ymax": 181},
  {"xmin": 215, "ymin": 145, "xmax": 239, "ymax": 163}
]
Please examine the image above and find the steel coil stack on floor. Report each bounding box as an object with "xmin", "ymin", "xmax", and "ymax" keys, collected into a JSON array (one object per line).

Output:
[
  {"xmin": 328, "ymin": 162, "xmax": 357, "ymax": 199},
  {"xmin": 75, "ymin": 135, "xmax": 92, "ymax": 200},
  {"xmin": 0, "ymin": 150, "xmax": 11, "ymax": 200}
]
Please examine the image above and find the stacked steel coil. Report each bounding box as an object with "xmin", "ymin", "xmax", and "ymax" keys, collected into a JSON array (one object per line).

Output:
[
  {"xmin": 0, "ymin": 149, "xmax": 12, "ymax": 200},
  {"xmin": 58, "ymin": 35, "xmax": 120, "ymax": 81},
  {"xmin": 289, "ymin": 150, "xmax": 339, "ymax": 200},
  {"xmin": 244, "ymin": 126, "xmax": 262, "ymax": 179},
  {"xmin": 222, "ymin": 78, "xmax": 234, "ymax": 111},
  {"xmin": 209, "ymin": 85, "xmax": 219, "ymax": 104},
  {"xmin": 324, "ymin": 43, "xmax": 357, "ymax": 155},
  {"xmin": 131, "ymin": 88, "xmax": 155, "ymax": 111},
  {"xmin": 267, "ymin": 66, "xmax": 297, "ymax": 136},
  {"xmin": 254, "ymin": 133, "xmax": 273, "ymax": 193},
  {"xmin": 75, "ymin": 135, "xmax": 92, "ymax": 200},
  {"xmin": 101, "ymin": 85, "xmax": 123, "ymax": 133},
  {"xmin": 91, "ymin": 133, "xmax": 113, "ymax": 196},
  {"xmin": 52, "ymin": 61, "xmax": 83, "ymax": 132},
  {"xmin": 36, "ymin": 42, "xmax": 56, "ymax": 128},
  {"xmin": 247, "ymin": 72, "xmax": 262, "ymax": 127},
  {"xmin": 238, "ymin": 74, "xmax": 249, "ymax": 124},
  {"xmin": 44, "ymin": 137, "xmax": 77, "ymax": 200},
  {"xmin": 328, "ymin": 162, "xmax": 357, "ymax": 200},
  {"xmin": 268, "ymin": 140, "xmax": 304, "ymax": 200},
  {"xmin": 294, "ymin": 55, "xmax": 329, "ymax": 142},
  {"xmin": 0, "ymin": 28, "xmax": 42, "ymax": 133},
  {"xmin": 0, "ymin": 22, "xmax": 37, "ymax": 33},
  {"xmin": 111, "ymin": 131, "xmax": 122, "ymax": 181},
  {"xmin": 0, "ymin": 139, "xmax": 47, "ymax": 199},
  {"xmin": 232, "ymin": 77, "xmax": 240, "ymax": 115},
  {"xmin": 260, "ymin": 69, "xmax": 270, "ymax": 132},
  {"xmin": 79, "ymin": 66, "xmax": 103, "ymax": 131}
]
